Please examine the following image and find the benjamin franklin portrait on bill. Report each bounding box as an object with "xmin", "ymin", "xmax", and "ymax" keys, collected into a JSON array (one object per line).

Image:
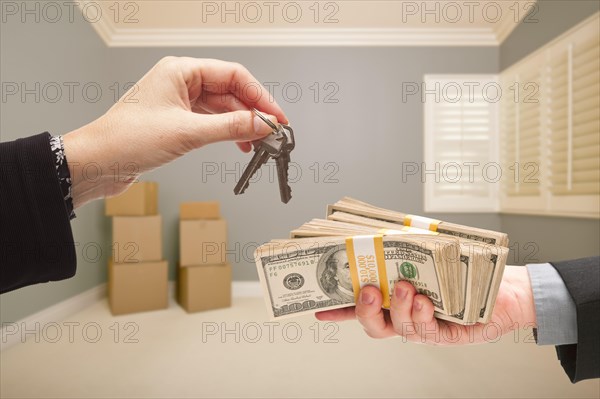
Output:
[{"xmin": 317, "ymin": 248, "xmax": 354, "ymax": 303}]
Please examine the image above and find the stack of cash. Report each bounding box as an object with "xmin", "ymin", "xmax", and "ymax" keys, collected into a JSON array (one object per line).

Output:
[
  {"xmin": 255, "ymin": 198, "xmax": 509, "ymax": 325},
  {"xmin": 327, "ymin": 197, "xmax": 509, "ymax": 246}
]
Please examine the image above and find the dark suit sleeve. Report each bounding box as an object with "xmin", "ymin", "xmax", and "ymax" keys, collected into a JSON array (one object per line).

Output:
[
  {"xmin": 0, "ymin": 132, "xmax": 76, "ymax": 294},
  {"xmin": 550, "ymin": 256, "xmax": 600, "ymax": 383}
]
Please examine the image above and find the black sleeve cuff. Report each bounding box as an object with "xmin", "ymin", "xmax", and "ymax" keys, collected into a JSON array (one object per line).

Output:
[{"xmin": 0, "ymin": 132, "xmax": 77, "ymax": 294}]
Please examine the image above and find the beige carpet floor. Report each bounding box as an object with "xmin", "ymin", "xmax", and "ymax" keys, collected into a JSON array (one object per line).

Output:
[{"xmin": 1, "ymin": 297, "xmax": 599, "ymax": 398}]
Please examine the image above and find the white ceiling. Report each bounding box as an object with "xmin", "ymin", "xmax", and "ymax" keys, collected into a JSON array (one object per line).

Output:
[{"xmin": 81, "ymin": 0, "xmax": 536, "ymax": 47}]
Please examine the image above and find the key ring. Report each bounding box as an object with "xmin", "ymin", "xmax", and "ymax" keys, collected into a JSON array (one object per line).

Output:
[{"xmin": 252, "ymin": 108, "xmax": 279, "ymax": 132}]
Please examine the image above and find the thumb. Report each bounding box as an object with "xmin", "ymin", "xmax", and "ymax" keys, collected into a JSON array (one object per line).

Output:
[{"xmin": 189, "ymin": 110, "xmax": 278, "ymax": 147}]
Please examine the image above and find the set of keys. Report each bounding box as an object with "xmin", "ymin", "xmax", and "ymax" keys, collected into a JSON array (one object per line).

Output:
[{"xmin": 233, "ymin": 109, "xmax": 295, "ymax": 204}]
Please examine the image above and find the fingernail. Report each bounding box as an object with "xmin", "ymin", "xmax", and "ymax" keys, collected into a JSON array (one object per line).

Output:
[
  {"xmin": 395, "ymin": 283, "xmax": 408, "ymax": 299},
  {"xmin": 414, "ymin": 300, "xmax": 423, "ymax": 311},
  {"xmin": 361, "ymin": 290, "xmax": 374, "ymax": 305}
]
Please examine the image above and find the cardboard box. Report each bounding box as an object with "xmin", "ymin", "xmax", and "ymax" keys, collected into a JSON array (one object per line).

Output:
[
  {"xmin": 108, "ymin": 260, "xmax": 168, "ymax": 315},
  {"xmin": 180, "ymin": 201, "xmax": 220, "ymax": 220},
  {"xmin": 178, "ymin": 263, "xmax": 232, "ymax": 312},
  {"xmin": 105, "ymin": 182, "xmax": 158, "ymax": 216},
  {"xmin": 180, "ymin": 219, "xmax": 227, "ymax": 266},
  {"xmin": 113, "ymin": 215, "xmax": 162, "ymax": 263}
]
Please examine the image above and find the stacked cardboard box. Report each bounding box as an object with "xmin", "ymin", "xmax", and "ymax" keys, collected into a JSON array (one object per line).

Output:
[
  {"xmin": 178, "ymin": 202, "xmax": 231, "ymax": 312},
  {"xmin": 106, "ymin": 182, "xmax": 168, "ymax": 315}
]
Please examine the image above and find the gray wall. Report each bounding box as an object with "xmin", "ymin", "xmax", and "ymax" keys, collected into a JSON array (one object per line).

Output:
[
  {"xmin": 501, "ymin": 0, "xmax": 600, "ymax": 69},
  {"xmin": 0, "ymin": 13, "xmax": 113, "ymax": 323},
  {"xmin": 501, "ymin": 215, "xmax": 600, "ymax": 265},
  {"xmin": 111, "ymin": 46, "xmax": 501, "ymax": 280},
  {"xmin": 499, "ymin": 0, "xmax": 600, "ymax": 264}
]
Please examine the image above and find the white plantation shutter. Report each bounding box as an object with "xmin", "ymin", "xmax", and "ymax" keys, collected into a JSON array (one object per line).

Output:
[
  {"xmin": 423, "ymin": 15, "xmax": 598, "ymax": 217},
  {"xmin": 500, "ymin": 13, "xmax": 599, "ymax": 218},
  {"xmin": 548, "ymin": 45, "xmax": 570, "ymax": 194},
  {"xmin": 548, "ymin": 20, "xmax": 600, "ymax": 198},
  {"xmin": 500, "ymin": 51, "xmax": 545, "ymax": 214},
  {"xmin": 516, "ymin": 65, "xmax": 543, "ymax": 197},
  {"xmin": 424, "ymin": 75, "xmax": 499, "ymax": 212},
  {"xmin": 500, "ymin": 73, "xmax": 518, "ymax": 195}
]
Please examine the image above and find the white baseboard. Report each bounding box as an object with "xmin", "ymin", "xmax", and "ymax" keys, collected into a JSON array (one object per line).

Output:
[
  {"xmin": 168, "ymin": 281, "xmax": 261, "ymax": 298},
  {"xmin": 1, "ymin": 281, "xmax": 261, "ymax": 351},
  {"xmin": 1, "ymin": 284, "xmax": 106, "ymax": 351},
  {"xmin": 232, "ymin": 281, "xmax": 262, "ymax": 297}
]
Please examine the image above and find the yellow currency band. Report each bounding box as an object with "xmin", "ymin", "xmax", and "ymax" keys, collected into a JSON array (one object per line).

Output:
[
  {"xmin": 345, "ymin": 235, "xmax": 391, "ymax": 309},
  {"xmin": 378, "ymin": 227, "xmax": 438, "ymax": 236},
  {"xmin": 404, "ymin": 214, "xmax": 441, "ymax": 232}
]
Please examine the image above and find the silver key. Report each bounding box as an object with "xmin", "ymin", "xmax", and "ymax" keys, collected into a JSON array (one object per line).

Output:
[
  {"xmin": 233, "ymin": 144, "xmax": 272, "ymax": 196},
  {"xmin": 275, "ymin": 125, "xmax": 295, "ymax": 203},
  {"xmin": 234, "ymin": 111, "xmax": 286, "ymax": 196}
]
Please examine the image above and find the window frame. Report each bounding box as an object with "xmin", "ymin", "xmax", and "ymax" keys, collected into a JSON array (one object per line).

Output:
[{"xmin": 423, "ymin": 74, "xmax": 501, "ymax": 213}]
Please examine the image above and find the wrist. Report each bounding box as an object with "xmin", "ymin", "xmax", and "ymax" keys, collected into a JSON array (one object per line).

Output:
[
  {"xmin": 62, "ymin": 119, "xmax": 113, "ymax": 209},
  {"xmin": 503, "ymin": 265, "xmax": 537, "ymax": 329}
]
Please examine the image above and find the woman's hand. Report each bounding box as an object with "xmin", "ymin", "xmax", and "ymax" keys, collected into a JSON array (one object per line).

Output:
[
  {"xmin": 63, "ymin": 57, "xmax": 288, "ymax": 208},
  {"xmin": 316, "ymin": 266, "xmax": 537, "ymax": 345}
]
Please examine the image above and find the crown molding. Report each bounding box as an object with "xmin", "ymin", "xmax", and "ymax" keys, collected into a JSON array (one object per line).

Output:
[
  {"xmin": 80, "ymin": 0, "xmax": 532, "ymax": 47},
  {"xmin": 494, "ymin": 16, "xmax": 520, "ymax": 44},
  {"xmin": 92, "ymin": 26, "xmax": 501, "ymax": 47}
]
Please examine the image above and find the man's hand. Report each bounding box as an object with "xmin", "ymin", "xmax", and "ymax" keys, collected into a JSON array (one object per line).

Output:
[
  {"xmin": 316, "ymin": 266, "xmax": 537, "ymax": 345},
  {"xmin": 63, "ymin": 57, "xmax": 287, "ymax": 208}
]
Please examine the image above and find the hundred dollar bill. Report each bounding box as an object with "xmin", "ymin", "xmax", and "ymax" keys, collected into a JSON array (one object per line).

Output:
[
  {"xmin": 255, "ymin": 235, "xmax": 462, "ymax": 319},
  {"xmin": 327, "ymin": 197, "xmax": 509, "ymax": 246}
]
